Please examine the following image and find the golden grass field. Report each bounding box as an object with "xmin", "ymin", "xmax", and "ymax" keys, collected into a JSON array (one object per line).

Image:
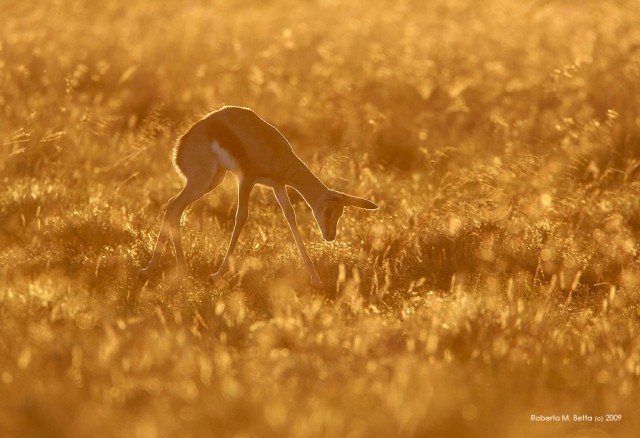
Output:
[{"xmin": 2, "ymin": 0, "xmax": 640, "ymax": 436}]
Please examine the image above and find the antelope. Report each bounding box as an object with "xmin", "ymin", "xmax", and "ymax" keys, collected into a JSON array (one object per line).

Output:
[{"xmin": 139, "ymin": 106, "xmax": 378, "ymax": 288}]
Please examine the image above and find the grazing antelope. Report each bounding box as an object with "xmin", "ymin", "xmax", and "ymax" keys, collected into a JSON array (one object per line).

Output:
[{"xmin": 139, "ymin": 106, "xmax": 378, "ymax": 288}]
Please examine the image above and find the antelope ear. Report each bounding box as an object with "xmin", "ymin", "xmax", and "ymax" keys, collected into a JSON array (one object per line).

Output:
[{"xmin": 333, "ymin": 192, "xmax": 378, "ymax": 210}]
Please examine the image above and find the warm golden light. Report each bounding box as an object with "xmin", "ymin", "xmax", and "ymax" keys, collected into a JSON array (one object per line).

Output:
[{"xmin": 1, "ymin": 0, "xmax": 639, "ymax": 437}]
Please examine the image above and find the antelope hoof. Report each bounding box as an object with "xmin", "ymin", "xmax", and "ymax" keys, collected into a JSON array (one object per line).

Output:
[
  {"xmin": 209, "ymin": 272, "xmax": 225, "ymax": 284},
  {"xmin": 138, "ymin": 266, "xmax": 152, "ymax": 280},
  {"xmin": 174, "ymin": 265, "xmax": 188, "ymax": 279},
  {"xmin": 310, "ymin": 277, "xmax": 324, "ymax": 289}
]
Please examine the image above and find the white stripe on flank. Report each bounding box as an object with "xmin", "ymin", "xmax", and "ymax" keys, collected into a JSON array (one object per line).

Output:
[{"xmin": 211, "ymin": 140, "xmax": 238, "ymax": 171}]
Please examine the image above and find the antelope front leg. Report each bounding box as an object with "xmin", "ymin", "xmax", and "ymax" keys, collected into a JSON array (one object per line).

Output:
[
  {"xmin": 273, "ymin": 186, "xmax": 323, "ymax": 288},
  {"xmin": 210, "ymin": 179, "xmax": 253, "ymax": 283}
]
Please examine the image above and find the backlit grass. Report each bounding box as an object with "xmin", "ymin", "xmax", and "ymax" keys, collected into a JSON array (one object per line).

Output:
[{"xmin": 1, "ymin": 0, "xmax": 640, "ymax": 437}]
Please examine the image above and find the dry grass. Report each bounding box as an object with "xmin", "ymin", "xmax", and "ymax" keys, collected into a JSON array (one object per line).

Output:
[{"xmin": 1, "ymin": 0, "xmax": 640, "ymax": 437}]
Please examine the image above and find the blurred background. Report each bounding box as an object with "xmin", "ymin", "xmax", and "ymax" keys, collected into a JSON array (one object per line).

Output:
[{"xmin": 1, "ymin": 0, "xmax": 639, "ymax": 437}]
